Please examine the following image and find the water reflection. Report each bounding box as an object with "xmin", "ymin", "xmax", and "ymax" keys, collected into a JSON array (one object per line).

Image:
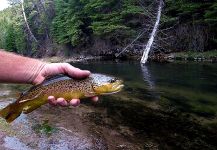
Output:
[{"xmin": 140, "ymin": 64, "xmax": 156, "ymax": 90}]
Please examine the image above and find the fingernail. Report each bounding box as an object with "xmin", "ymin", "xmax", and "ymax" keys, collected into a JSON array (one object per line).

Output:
[
  {"xmin": 48, "ymin": 96, "xmax": 55, "ymax": 99},
  {"xmin": 84, "ymin": 70, "xmax": 91, "ymax": 74},
  {"xmin": 70, "ymin": 99, "xmax": 80, "ymax": 107},
  {"xmin": 70, "ymin": 99, "xmax": 77, "ymax": 105},
  {"xmin": 57, "ymin": 98, "xmax": 64, "ymax": 104}
]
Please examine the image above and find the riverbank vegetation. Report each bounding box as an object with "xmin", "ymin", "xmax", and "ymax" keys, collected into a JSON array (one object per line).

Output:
[
  {"xmin": 0, "ymin": 0, "xmax": 216, "ymax": 59},
  {"xmin": 174, "ymin": 50, "xmax": 217, "ymax": 62}
]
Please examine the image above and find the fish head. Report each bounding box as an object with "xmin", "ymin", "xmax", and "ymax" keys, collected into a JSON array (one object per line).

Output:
[{"xmin": 91, "ymin": 74, "xmax": 124, "ymax": 95}]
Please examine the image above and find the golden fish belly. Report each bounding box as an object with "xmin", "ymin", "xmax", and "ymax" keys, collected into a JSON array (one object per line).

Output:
[
  {"xmin": 47, "ymin": 91, "xmax": 88, "ymax": 100},
  {"xmin": 21, "ymin": 90, "xmax": 89, "ymax": 114}
]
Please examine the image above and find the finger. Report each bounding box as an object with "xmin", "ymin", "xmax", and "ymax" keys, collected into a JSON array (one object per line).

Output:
[
  {"xmin": 69, "ymin": 99, "xmax": 80, "ymax": 107},
  {"xmin": 91, "ymin": 96, "xmax": 99, "ymax": 103},
  {"xmin": 46, "ymin": 63, "xmax": 90, "ymax": 78},
  {"xmin": 41, "ymin": 63, "xmax": 90, "ymax": 81},
  {"xmin": 57, "ymin": 98, "xmax": 68, "ymax": 106},
  {"xmin": 65, "ymin": 64, "xmax": 90, "ymax": 79},
  {"xmin": 48, "ymin": 96, "xmax": 57, "ymax": 105}
]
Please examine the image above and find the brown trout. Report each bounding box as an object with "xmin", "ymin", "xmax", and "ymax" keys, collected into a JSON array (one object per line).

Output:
[{"xmin": 0, "ymin": 73, "xmax": 124, "ymax": 123}]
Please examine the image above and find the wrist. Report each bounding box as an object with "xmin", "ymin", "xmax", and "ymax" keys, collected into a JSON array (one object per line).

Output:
[{"xmin": 0, "ymin": 51, "xmax": 47, "ymax": 84}]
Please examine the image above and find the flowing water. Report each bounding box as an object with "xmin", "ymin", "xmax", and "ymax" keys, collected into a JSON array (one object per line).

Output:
[{"xmin": 0, "ymin": 61, "xmax": 217, "ymax": 150}]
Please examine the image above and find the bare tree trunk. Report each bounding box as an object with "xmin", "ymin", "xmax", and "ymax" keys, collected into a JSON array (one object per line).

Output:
[
  {"xmin": 21, "ymin": 0, "xmax": 38, "ymax": 43},
  {"xmin": 140, "ymin": 0, "xmax": 163, "ymax": 64}
]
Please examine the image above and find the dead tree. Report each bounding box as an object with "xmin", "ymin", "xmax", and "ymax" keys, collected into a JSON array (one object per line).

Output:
[
  {"xmin": 140, "ymin": 0, "xmax": 163, "ymax": 64},
  {"xmin": 20, "ymin": 0, "xmax": 38, "ymax": 43},
  {"xmin": 115, "ymin": 0, "xmax": 165, "ymax": 62}
]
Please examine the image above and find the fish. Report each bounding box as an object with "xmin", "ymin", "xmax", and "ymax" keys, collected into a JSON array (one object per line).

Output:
[{"xmin": 0, "ymin": 73, "xmax": 124, "ymax": 123}]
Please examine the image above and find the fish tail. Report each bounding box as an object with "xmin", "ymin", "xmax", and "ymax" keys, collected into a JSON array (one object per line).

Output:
[{"xmin": 0, "ymin": 102, "xmax": 22, "ymax": 123}]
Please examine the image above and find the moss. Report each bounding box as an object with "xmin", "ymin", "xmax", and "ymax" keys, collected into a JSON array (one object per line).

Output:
[{"xmin": 32, "ymin": 120, "xmax": 58, "ymax": 136}]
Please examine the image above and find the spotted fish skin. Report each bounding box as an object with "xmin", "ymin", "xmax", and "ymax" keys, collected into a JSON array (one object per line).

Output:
[
  {"xmin": 20, "ymin": 75, "xmax": 94, "ymax": 102},
  {"xmin": 0, "ymin": 73, "xmax": 124, "ymax": 123}
]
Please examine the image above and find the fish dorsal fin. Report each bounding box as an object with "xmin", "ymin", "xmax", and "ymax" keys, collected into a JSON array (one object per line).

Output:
[
  {"xmin": 19, "ymin": 91, "xmax": 42, "ymax": 104},
  {"xmin": 42, "ymin": 74, "xmax": 72, "ymax": 86},
  {"xmin": 43, "ymin": 74, "xmax": 69, "ymax": 82}
]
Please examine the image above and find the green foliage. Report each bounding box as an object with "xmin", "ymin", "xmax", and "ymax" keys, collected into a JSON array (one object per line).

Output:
[
  {"xmin": 83, "ymin": 0, "xmax": 143, "ymax": 36},
  {"xmin": 175, "ymin": 50, "xmax": 217, "ymax": 58},
  {"xmin": 14, "ymin": 26, "xmax": 26, "ymax": 54},
  {"xmin": 0, "ymin": 0, "xmax": 55, "ymax": 55},
  {"xmin": 165, "ymin": 0, "xmax": 215, "ymax": 22},
  {"xmin": 52, "ymin": 0, "xmax": 144, "ymax": 46},
  {"xmin": 165, "ymin": 0, "xmax": 217, "ymax": 49},
  {"xmin": 0, "ymin": 7, "xmax": 26, "ymax": 53},
  {"xmin": 32, "ymin": 120, "xmax": 58, "ymax": 135},
  {"xmin": 204, "ymin": 3, "xmax": 217, "ymax": 26},
  {"xmin": 5, "ymin": 25, "xmax": 16, "ymax": 51},
  {"xmin": 51, "ymin": 0, "xmax": 85, "ymax": 45},
  {"xmin": 1, "ymin": 0, "xmax": 216, "ymax": 55},
  {"xmin": 0, "ymin": 9, "xmax": 11, "ymax": 49},
  {"xmin": 25, "ymin": 0, "xmax": 52, "ymax": 39}
]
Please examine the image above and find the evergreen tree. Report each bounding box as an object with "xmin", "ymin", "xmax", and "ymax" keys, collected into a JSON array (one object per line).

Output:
[
  {"xmin": 52, "ymin": 0, "xmax": 144, "ymax": 46},
  {"xmin": 5, "ymin": 25, "xmax": 16, "ymax": 51},
  {"xmin": 52, "ymin": 0, "xmax": 86, "ymax": 46}
]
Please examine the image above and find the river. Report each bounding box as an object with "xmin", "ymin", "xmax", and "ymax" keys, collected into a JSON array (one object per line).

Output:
[{"xmin": 0, "ymin": 61, "xmax": 217, "ymax": 150}]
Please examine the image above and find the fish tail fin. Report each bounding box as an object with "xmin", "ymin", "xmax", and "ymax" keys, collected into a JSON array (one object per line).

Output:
[{"xmin": 0, "ymin": 103, "xmax": 22, "ymax": 123}]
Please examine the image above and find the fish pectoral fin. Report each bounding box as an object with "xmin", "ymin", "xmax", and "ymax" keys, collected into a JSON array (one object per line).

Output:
[
  {"xmin": 23, "ymin": 103, "xmax": 42, "ymax": 114},
  {"xmin": 22, "ymin": 97, "xmax": 47, "ymax": 114},
  {"xmin": 19, "ymin": 91, "xmax": 42, "ymax": 104}
]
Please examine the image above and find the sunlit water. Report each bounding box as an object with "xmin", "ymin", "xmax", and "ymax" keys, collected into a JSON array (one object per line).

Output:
[{"xmin": 0, "ymin": 61, "xmax": 217, "ymax": 150}]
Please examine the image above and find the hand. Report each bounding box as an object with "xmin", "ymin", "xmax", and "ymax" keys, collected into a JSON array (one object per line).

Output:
[{"xmin": 33, "ymin": 63, "xmax": 99, "ymax": 106}]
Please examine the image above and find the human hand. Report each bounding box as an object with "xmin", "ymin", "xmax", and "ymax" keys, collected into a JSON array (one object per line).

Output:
[{"xmin": 33, "ymin": 63, "xmax": 99, "ymax": 106}]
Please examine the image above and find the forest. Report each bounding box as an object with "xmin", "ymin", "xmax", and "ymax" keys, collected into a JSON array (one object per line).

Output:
[{"xmin": 0, "ymin": 0, "xmax": 216, "ymax": 58}]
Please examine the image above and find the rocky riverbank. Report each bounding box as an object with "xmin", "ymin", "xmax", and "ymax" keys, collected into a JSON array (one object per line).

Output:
[
  {"xmin": 41, "ymin": 50, "xmax": 217, "ymax": 64},
  {"xmin": 40, "ymin": 55, "xmax": 103, "ymax": 63},
  {"xmin": 149, "ymin": 50, "xmax": 217, "ymax": 63}
]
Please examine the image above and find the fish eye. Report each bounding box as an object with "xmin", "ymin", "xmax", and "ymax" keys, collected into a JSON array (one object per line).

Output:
[{"xmin": 110, "ymin": 79, "xmax": 116, "ymax": 83}]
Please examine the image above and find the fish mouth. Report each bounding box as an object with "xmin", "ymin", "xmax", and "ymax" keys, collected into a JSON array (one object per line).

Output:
[
  {"xmin": 112, "ymin": 83, "xmax": 124, "ymax": 91},
  {"xmin": 112, "ymin": 84, "xmax": 124, "ymax": 93},
  {"xmin": 101, "ymin": 81, "xmax": 124, "ymax": 95},
  {"xmin": 93, "ymin": 79, "xmax": 124, "ymax": 95}
]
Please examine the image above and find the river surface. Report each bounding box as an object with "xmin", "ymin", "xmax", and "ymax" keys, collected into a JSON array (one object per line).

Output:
[{"xmin": 0, "ymin": 61, "xmax": 217, "ymax": 150}]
